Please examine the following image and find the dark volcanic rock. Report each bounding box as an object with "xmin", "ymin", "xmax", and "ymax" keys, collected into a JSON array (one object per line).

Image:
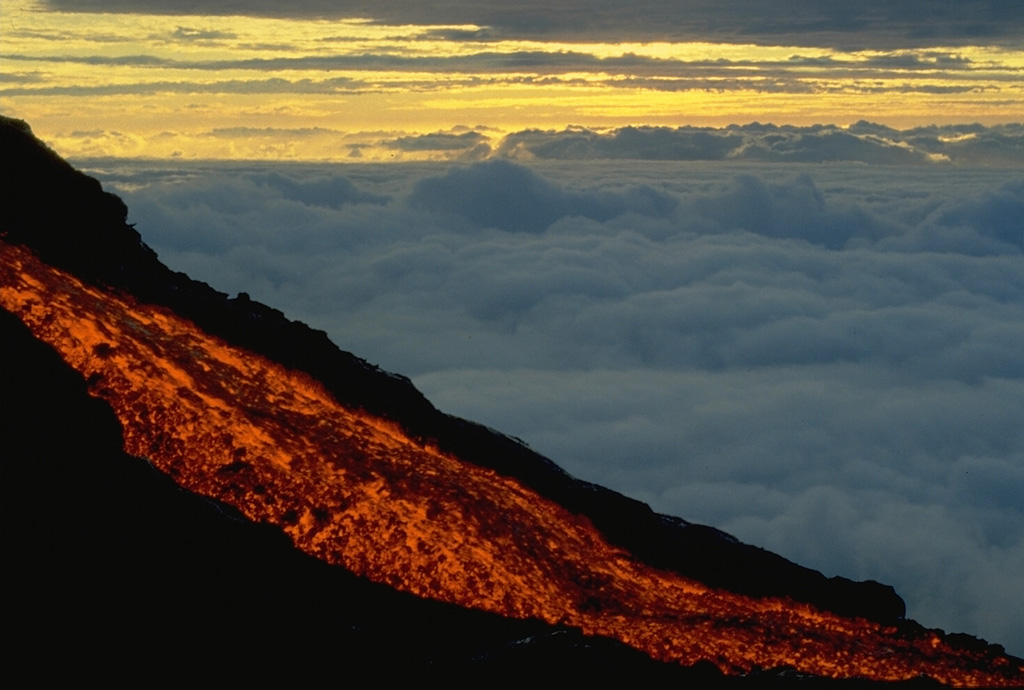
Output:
[
  {"xmin": 0, "ymin": 115, "xmax": 905, "ymax": 626},
  {"xmin": 1, "ymin": 307, "xmax": 699, "ymax": 682}
]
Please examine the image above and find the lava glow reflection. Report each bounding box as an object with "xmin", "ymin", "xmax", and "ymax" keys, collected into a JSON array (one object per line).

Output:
[{"xmin": 2, "ymin": 242, "xmax": 1021, "ymax": 685}]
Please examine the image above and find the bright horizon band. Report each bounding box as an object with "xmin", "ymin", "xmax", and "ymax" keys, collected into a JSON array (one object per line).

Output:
[{"xmin": 1, "ymin": 0, "xmax": 1022, "ymax": 161}]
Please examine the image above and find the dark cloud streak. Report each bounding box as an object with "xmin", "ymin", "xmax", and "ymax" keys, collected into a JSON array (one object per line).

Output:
[
  {"xmin": 1, "ymin": 49, "xmax": 999, "ymax": 76},
  {"xmin": 42, "ymin": 0, "xmax": 1024, "ymax": 49},
  {"xmin": 0, "ymin": 76, "xmax": 368, "ymax": 97},
  {"xmin": 5, "ymin": 48, "xmax": 1012, "ymax": 102}
]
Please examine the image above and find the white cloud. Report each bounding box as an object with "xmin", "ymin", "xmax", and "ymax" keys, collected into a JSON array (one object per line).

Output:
[{"xmin": 99, "ymin": 157, "xmax": 1024, "ymax": 655}]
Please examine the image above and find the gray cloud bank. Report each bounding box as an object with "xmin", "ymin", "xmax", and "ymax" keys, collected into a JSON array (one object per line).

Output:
[
  {"xmin": 94, "ymin": 157, "xmax": 1024, "ymax": 655},
  {"xmin": 492, "ymin": 122, "xmax": 1024, "ymax": 167},
  {"xmin": 43, "ymin": 0, "xmax": 1024, "ymax": 48}
]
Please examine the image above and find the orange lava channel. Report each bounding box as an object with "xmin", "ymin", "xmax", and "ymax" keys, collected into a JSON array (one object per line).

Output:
[{"xmin": 2, "ymin": 242, "xmax": 1021, "ymax": 686}]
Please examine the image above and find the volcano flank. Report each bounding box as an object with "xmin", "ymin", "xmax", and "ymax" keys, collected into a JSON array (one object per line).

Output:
[{"xmin": 1, "ymin": 115, "xmax": 1022, "ymax": 685}]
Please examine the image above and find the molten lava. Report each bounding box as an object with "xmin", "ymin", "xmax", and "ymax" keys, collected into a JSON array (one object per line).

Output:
[{"xmin": 2, "ymin": 241, "xmax": 1021, "ymax": 685}]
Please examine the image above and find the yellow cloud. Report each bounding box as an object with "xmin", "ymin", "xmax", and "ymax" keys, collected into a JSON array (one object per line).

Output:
[{"xmin": 3, "ymin": 0, "xmax": 1021, "ymax": 160}]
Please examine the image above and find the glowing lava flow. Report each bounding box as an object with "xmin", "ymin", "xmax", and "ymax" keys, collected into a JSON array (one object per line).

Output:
[{"xmin": 2, "ymin": 242, "xmax": 1021, "ymax": 685}]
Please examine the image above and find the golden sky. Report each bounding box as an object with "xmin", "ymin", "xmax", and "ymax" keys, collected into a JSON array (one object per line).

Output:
[{"xmin": 2, "ymin": 0, "xmax": 1022, "ymax": 160}]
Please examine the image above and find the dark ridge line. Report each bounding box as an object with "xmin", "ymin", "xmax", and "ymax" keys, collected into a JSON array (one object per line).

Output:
[
  {"xmin": 0, "ymin": 300, "xmax": 966, "ymax": 685},
  {"xmin": 1, "ymin": 305, "xmax": 718, "ymax": 682}
]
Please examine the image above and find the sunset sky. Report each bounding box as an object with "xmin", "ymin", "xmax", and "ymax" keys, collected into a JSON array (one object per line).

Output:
[
  {"xmin": 3, "ymin": 0, "xmax": 1024, "ymax": 660},
  {"xmin": 2, "ymin": 0, "xmax": 1023, "ymax": 160}
]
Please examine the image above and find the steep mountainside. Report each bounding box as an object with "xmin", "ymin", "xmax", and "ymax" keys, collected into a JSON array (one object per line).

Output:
[
  {"xmin": 2, "ymin": 115, "xmax": 1021, "ymax": 684},
  {"xmin": 0, "ymin": 115, "xmax": 904, "ymax": 625}
]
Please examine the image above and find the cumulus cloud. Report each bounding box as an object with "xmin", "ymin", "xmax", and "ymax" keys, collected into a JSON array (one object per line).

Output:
[
  {"xmin": 99, "ymin": 158, "xmax": 1024, "ymax": 655},
  {"xmin": 499, "ymin": 126, "xmax": 745, "ymax": 161},
  {"xmin": 388, "ymin": 131, "xmax": 490, "ymax": 152},
  {"xmin": 407, "ymin": 160, "xmax": 676, "ymax": 232},
  {"xmin": 497, "ymin": 123, "xmax": 1024, "ymax": 167},
  {"xmin": 381, "ymin": 131, "xmax": 493, "ymax": 161},
  {"xmin": 246, "ymin": 171, "xmax": 389, "ymax": 208},
  {"xmin": 879, "ymin": 178, "xmax": 1024, "ymax": 256}
]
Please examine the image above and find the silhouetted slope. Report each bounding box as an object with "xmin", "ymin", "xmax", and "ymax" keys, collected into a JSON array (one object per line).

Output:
[
  {"xmin": 5, "ymin": 303, "xmax": 942, "ymax": 686},
  {"xmin": 0, "ymin": 114, "xmax": 908, "ymax": 625},
  {"xmin": 1, "ymin": 306, "xmax": 711, "ymax": 682}
]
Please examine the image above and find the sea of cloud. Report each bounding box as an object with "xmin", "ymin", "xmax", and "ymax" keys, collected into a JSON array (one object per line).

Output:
[{"xmin": 88, "ymin": 156, "xmax": 1024, "ymax": 655}]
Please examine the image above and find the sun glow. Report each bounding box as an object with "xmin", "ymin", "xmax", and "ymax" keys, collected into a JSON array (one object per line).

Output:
[{"xmin": 2, "ymin": 0, "xmax": 1022, "ymax": 160}]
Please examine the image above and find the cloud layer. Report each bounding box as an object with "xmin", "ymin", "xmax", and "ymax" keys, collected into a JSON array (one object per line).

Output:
[
  {"xmin": 99, "ymin": 158, "xmax": 1024, "ymax": 655},
  {"xmin": 47, "ymin": 122, "xmax": 1024, "ymax": 166},
  {"xmin": 494, "ymin": 122, "xmax": 1024, "ymax": 167}
]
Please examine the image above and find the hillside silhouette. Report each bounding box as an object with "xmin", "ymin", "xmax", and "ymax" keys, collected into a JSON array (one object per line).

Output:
[{"xmin": 2, "ymin": 115, "xmax": 1019, "ymax": 684}]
